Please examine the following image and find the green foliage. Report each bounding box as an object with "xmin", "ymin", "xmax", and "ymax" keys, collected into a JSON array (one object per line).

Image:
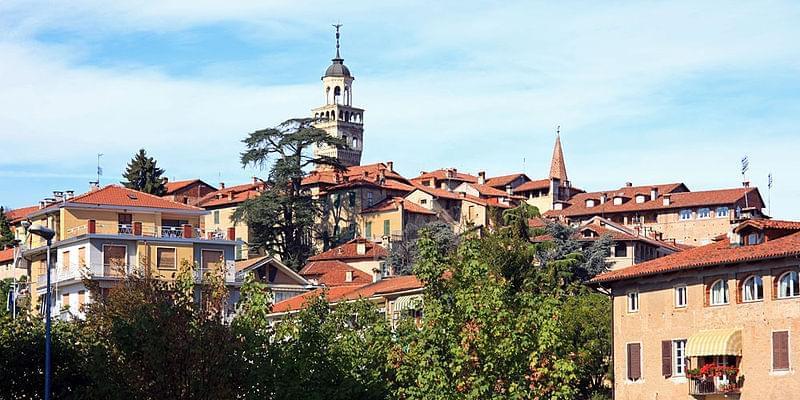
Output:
[
  {"xmin": 501, "ymin": 202, "xmax": 541, "ymax": 238},
  {"xmin": 234, "ymin": 118, "xmax": 345, "ymax": 269},
  {"xmin": 389, "ymin": 220, "xmax": 460, "ymax": 275},
  {"xmin": 0, "ymin": 206, "xmax": 15, "ymax": 248},
  {"xmin": 121, "ymin": 149, "xmax": 167, "ymax": 195},
  {"xmin": 562, "ymin": 291, "xmax": 613, "ymax": 399}
]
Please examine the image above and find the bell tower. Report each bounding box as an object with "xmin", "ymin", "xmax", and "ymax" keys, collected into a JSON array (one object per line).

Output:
[{"xmin": 312, "ymin": 24, "xmax": 364, "ymax": 167}]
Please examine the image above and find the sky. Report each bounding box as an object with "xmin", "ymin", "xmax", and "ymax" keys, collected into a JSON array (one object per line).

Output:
[{"xmin": 0, "ymin": 1, "xmax": 798, "ymax": 218}]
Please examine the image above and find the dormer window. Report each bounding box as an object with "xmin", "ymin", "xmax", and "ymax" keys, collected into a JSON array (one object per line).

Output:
[
  {"xmin": 635, "ymin": 194, "xmax": 647, "ymax": 204},
  {"xmin": 586, "ymin": 199, "xmax": 596, "ymax": 208},
  {"xmin": 744, "ymin": 232, "xmax": 764, "ymax": 246},
  {"xmin": 613, "ymin": 196, "xmax": 624, "ymax": 205}
]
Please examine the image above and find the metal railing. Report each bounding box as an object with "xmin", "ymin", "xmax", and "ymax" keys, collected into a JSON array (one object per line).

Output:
[
  {"xmin": 118, "ymin": 224, "xmax": 133, "ymax": 235},
  {"xmin": 689, "ymin": 378, "xmax": 740, "ymax": 395},
  {"xmin": 160, "ymin": 226, "xmax": 183, "ymax": 238}
]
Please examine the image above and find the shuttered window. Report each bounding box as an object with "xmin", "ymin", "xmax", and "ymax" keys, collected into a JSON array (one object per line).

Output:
[
  {"xmin": 78, "ymin": 247, "xmax": 86, "ymax": 268},
  {"xmin": 627, "ymin": 343, "xmax": 642, "ymax": 381},
  {"xmin": 773, "ymin": 331, "xmax": 790, "ymax": 371},
  {"xmin": 157, "ymin": 248, "xmax": 177, "ymax": 270},
  {"xmin": 78, "ymin": 290, "xmax": 86, "ymax": 309},
  {"xmin": 103, "ymin": 245, "xmax": 126, "ymax": 267},
  {"xmin": 201, "ymin": 250, "xmax": 224, "ymax": 272},
  {"xmin": 661, "ymin": 340, "xmax": 672, "ymax": 377}
]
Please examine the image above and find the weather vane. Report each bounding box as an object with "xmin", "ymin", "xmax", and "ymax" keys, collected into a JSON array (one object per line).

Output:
[{"xmin": 332, "ymin": 23, "xmax": 343, "ymax": 58}]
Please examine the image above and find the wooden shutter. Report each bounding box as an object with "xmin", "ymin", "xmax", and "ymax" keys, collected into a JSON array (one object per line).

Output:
[
  {"xmin": 78, "ymin": 247, "xmax": 86, "ymax": 268},
  {"xmin": 61, "ymin": 250, "xmax": 70, "ymax": 271},
  {"xmin": 78, "ymin": 290, "xmax": 85, "ymax": 308},
  {"xmin": 773, "ymin": 331, "xmax": 790, "ymax": 370},
  {"xmin": 201, "ymin": 250, "xmax": 223, "ymax": 271},
  {"xmin": 157, "ymin": 248, "xmax": 176, "ymax": 270},
  {"xmin": 662, "ymin": 340, "xmax": 673, "ymax": 377},
  {"xmin": 627, "ymin": 343, "xmax": 642, "ymax": 380}
]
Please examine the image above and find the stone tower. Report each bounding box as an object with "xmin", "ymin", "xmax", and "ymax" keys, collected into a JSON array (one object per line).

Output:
[{"xmin": 312, "ymin": 24, "xmax": 364, "ymax": 167}]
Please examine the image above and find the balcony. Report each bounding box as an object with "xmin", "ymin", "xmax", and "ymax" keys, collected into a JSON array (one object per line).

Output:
[
  {"xmin": 63, "ymin": 221, "xmax": 235, "ymax": 242},
  {"xmin": 689, "ymin": 378, "xmax": 740, "ymax": 396}
]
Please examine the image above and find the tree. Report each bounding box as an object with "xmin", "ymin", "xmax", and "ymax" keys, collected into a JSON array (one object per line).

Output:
[
  {"xmin": 121, "ymin": 149, "xmax": 167, "ymax": 195},
  {"xmin": 501, "ymin": 202, "xmax": 541, "ymax": 238},
  {"xmin": 561, "ymin": 291, "xmax": 612, "ymax": 399},
  {"xmin": 0, "ymin": 206, "xmax": 15, "ymax": 248},
  {"xmin": 234, "ymin": 118, "xmax": 345, "ymax": 270},
  {"xmin": 389, "ymin": 220, "xmax": 459, "ymax": 275}
]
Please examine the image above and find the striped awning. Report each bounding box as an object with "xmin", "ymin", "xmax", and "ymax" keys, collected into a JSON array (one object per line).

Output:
[
  {"xmin": 393, "ymin": 295, "xmax": 423, "ymax": 312},
  {"xmin": 687, "ymin": 329, "xmax": 742, "ymax": 357}
]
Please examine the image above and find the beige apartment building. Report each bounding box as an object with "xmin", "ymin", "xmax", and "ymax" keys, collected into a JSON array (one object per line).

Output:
[
  {"xmin": 196, "ymin": 179, "xmax": 266, "ymax": 260},
  {"xmin": 593, "ymin": 219, "xmax": 800, "ymax": 400}
]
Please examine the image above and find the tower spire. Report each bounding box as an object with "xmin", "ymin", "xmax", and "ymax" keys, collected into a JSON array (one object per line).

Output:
[
  {"xmin": 333, "ymin": 23, "xmax": 343, "ymax": 59},
  {"xmin": 549, "ymin": 126, "xmax": 568, "ymax": 183}
]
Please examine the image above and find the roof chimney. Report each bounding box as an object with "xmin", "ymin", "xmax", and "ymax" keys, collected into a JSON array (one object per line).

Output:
[
  {"xmin": 53, "ymin": 191, "xmax": 64, "ymax": 202},
  {"xmin": 478, "ymin": 171, "xmax": 486, "ymax": 185},
  {"xmin": 252, "ymin": 176, "xmax": 259, "ymax": 185},
  {"xmin": 440, "ymin": 182, "xmax": 449, "ymax": 191},
  {"xmin": 65, "ymin": 190, "xmax": 75, "ymax": 200},
  {"xmin": 742, "ymin": 181, "xmax": 750, "ymax": 188},
  {"xmin": 650, "ymin": 187, "xmax": 658, "ymax": 200},
  {"xmin": 600, "ymin": 193, "xmax": 607, "ymax": 204},
  {"xmin": 89, "ymin": 181, "xmax": 100, "ymax": 192},
  {"xmin": 372, "ymin": 268, "xmax": 382, "ymax": 283},
  {"xmin": 625, "ymin": 182, "xmax": 633, "ymax": 187},
  {"xmin": 662, "ymin": 194, "xmax": 671, "ymax": 206},
  {"xmin": 228, "ymin": 191, "xmax": 234, "ymax": 201},
  {"xmin": 386, "ymin": 161, "xmax": 394, "ymax": 172},
  {"xmin": 219, "ymin": 182, "xmax": 225, "ymax": 189},
  {"xmin": 505, "ymin": 184, "xmax": 513, "ymax": 196}
]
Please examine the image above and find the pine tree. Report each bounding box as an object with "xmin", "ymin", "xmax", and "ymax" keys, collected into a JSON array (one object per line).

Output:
[
  {"xmin": 0, "ymin": 207, "xmax": 15, "ymax": 248},
  {"xmin": 121, "ymin": 149, "xmax": 167, "ymax": 195}
]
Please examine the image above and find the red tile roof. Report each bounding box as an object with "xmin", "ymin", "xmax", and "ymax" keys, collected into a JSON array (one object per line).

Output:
[
  {"xmin": 0, "ymin": 248, "xmax": 15, "ymax": 263},
  {"xmin": 591, "ymin": 230, "xmax": 800, "ymax": 284},
  {"xmin": 32, "ymin": 185, "xmax": 204, "ymax": 216},
  {"xmin": 472, "ymin": 184, "xmax": 512, "ymax": 197},
  {"xmin": 5, "ymin": 205, "xmax": 38, "ymax": 223},
  {"xmin": 410, "ymin": 184, "xmax": 513, "ymax": 209},
  {"xmin": 361, "ymin": 197, "xmax": 437, "ymax": 215},
  {"xmin": 196, "ymin": 181, "xmax": 265, "ymax": 208},
  {"xmin": 308, "ymin": 238, "xmax": 388, "ymax": 261},
  {"xmin": 164, "ymin": 179, "xmax": 215, "ymax": 195},
  {"xmin": 302, "ymin": 163, "xmax": 409, "ymax": 187},
  {"xmin": 270, "ymin": 275, "xmax": 425, "ymax": 313},
  {"xmin": 514, "ymin": 179, "xmax": 551, "ymax": 192},
  {"xmin": 299, "ymin": 260, "xmax": 373, "ymax": 286},
  {"xmin": 734, "ymin": 219, "xmax": 800, "ymax": 232},
  {"xmin": 271, "ymin": 285, "xmax": 363, "ymax": 313},
  {"xmin": 546, "ymin": 183, "xmax": 763, "ymax": 218},
  {"xmin": 485, "ymin": 173, "xmax": 529, "ymax": 188},
  {"xmin": 411, "ymin": 169, "xmax": 478, "ymax": 184}
]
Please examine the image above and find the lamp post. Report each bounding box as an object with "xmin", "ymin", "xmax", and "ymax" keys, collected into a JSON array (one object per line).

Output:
[{"xmin": 28, "ymin": 224, "xmax": 55, "ymax": 400}]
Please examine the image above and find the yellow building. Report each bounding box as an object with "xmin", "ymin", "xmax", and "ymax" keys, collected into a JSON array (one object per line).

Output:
[
  {"xmin": 14, "ymin": 185, "xmax": 238, "ymax": 320},
  {"xmin": 196, "ymin": 178, "xmax": 266, "ymax": 260}
]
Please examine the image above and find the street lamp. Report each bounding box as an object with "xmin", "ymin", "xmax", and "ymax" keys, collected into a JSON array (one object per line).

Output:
[{"xmin": 28, "ymin": 224, "xmax": 55, "ymax": 400}]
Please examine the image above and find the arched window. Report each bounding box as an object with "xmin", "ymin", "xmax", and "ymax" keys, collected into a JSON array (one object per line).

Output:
[
  {"xmin": 345, "ymin": 111, "xmax": 350, "ymax": 121},
  {"xmin": 778, "ymin": 271, "xmax": 800, "ymax": 298},
  {"xmin": 326, "ymin": 87, "xmax": 331, "ymax": 104},
  {"xmin": 338, "ymin": 110, "xmax": 344, "ymax": 120},
  {"xmin": 333, "ymin": 86, "xmax": 341, "ymax": 104},
  {"xmin": 741, "ymin": 275, "xmax": 763, "ymax": 302},
  {"xmin": 710, "ymin": 279, "xmax": 728, "ymax": 305}
]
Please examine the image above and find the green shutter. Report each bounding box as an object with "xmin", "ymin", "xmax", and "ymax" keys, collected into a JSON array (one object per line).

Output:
[
  {"xmin": 383, "ymin": 220, "xmax": 390, "ymax": 236},
  {"xmin": 365, "ymin": 222, "xmax": 372, "ymax": 239}
]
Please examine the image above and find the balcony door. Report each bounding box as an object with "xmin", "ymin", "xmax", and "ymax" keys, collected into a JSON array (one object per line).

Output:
[
  {"xmin": 200, "ymin": 250, "xmax": 224, "ymax": 274},
  {"xmin": 118, "ymin": 214, "xmax": 133, "ymax": 234},
  {"xmin": 103, "ymin": 245, "xmax": 127, "ymax": 277}
]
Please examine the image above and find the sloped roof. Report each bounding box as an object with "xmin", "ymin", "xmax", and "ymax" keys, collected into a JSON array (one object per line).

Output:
[
  {"xmin": 411, "ymin": 169, "xmax": 478, "ymax": 184},
  {"xmin": 734, "ymin": 219, "xmax": 800, "ymax": 233},
  {"xmin": 0, "ymin": 248, "xmax": 14, "ymax": 263},
  {"xmin": 302, "ymin": 162, "xmax": 410, "ymax": 187},
  {"xmin": 361, "ymin": 197, "xmax": 437, "ymax": 215},
  {"xmin": 196, "ymin": 181, "xmax": 265, "ymax": 208},
  {"xmin": 549, "ymin": 134, "xmax": 568, "ymax": 182},
  {"xmin": 32, "ymin": 185, "xmax": 204, "ymax": 216},
  {"xmin": 514, "ymin": 179, "xmax": 551, "ymax": 192},
  {"xmin": 164, "ymin": 179, "xmax": 215, "ymax": 195},
  {"xmin": 485, "ymin": 173, "xmax": 529, "ymax": 188},
  {"xmin": 270, "ymin": 275, "xmax": 425, "ymax": 313},
  {"xmin": 271, "ymin": 285, "xmax": 363, "ymax": 313},
  {"xmin": 308, "ymin": 238, "xmax": 388, "ymax": 261},
  {"xmin": 299, "ymin": 260, "xmax": 373, "ymax": 286},
  {"xmin": 591, "ymin": 230, "xmax": 800, "ymax": 283},
  {"xmin": 5, "ymin": 205, "xmax": 38, "ymax": 223}
]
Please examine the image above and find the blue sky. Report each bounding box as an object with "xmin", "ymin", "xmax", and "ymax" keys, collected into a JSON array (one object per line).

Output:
[{"xmin": 1, "ymin": 1, "xmax": 798, "ymax": 218}]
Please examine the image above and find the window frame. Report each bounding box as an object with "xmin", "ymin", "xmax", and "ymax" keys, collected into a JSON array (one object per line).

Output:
[
  {"xmin": 102, "ymin": 244, "xmax": 128, "ymax": 268},
  {"xmin": 674, "ymin": 285, "xmax": 687, "ymax": 308},
  {"xmin": 741, "ymin": 275, "xmax": 764, "ymax": 302},
  {"xmin": 200, "ymin": 249, "xmax": 225, "ymax": 272},
  {"xmin": 627, "ymin": 290, "xmax": 639, "ymax": 313},
  {"xmin": 155, "ymin": 246, "xmax": 178, "ymax": 270},
  {"xmin": 710, "ymin": 279, "xmax": 729, "ymax": 306},
  {"xmin": 626, "ymin": 342, "xmax": 643, "ymax": 382},
  {"xmin": 679, "ymin": 209, "xmax": 692, "ymax": 220},
  {"xmin": 715, "ymin": 206, "xmax": 729, "ymax": 218},
  {"xmin": 673, "ymin": 339, "xmax": 688, "ymax": 377},
  {"xmin": 697, "ymin": 207, "xmax": 711, "ymax": 219},
  {"xmin": 213, "ymin": 210, "xmax": 220, "ymax": 225},
  {"xmin": 777, "ymin": 271, "xmax": 800, "ymax": 299},
  {"xmin": 772, "ymin": 330, "xmax": 791, "ymax": 371}
]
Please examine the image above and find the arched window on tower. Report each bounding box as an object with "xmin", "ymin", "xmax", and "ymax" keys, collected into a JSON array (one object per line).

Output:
[
  {"xmin": 333, "ymin": 86, "xmax": 341, "ymax": 105},
  {"xmin": 339, "ymin": 110, "xmax": 344, "ymax": 120},
  {"xmin": 344, "ymin": 87, "xmax": 350, "ymax": 106},
  {"xmin": 345, "ymin": 111, "xmax": 350, "ymax": 122},
  {"xmin": 326, "ymin": 87, "xmax": 331, "ymax": 105}
]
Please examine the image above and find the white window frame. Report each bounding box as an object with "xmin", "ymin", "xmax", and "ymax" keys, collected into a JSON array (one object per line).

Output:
[
  {"xmin": 679, "ymin": 209, "xmax": 692, "ymax": 220},
  {"xmin": 778, "ymin": 271, "xmax": 800, "ymax": 299},
  {"xmin": 716, "ymin": 206, "xmax": 729, "ymax": 218},
  {"xmin": 674, "ymin": 285, "xmax": 687, "ymax": 308},
  {"xmin": 710, "ymin": 279, "xmax": 729, "ymax": 306},
  {"xmin": 673, "ymin": 339, "xmax": 687, "ymax": 376},
  {"xmin": 742, "ymin": 275, "xmax": 764, "ymax": 302},
  {"xmin": 627, "ymin": 291, "xmax": 639, "ymax": 313},
  {"xmin": 697, "ymin": 207, "xmax": 710, "ymax": 219}
]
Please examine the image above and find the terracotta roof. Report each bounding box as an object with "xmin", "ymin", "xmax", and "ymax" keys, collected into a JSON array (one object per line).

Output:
[
  {"xmin": 514, "ymin": 179, "xmax": 551, "ymax": 192},
  {"xmin": 196, "ymin": 181, "xmax": 265, "ymax": 208},
  {"xmin": 528, "ymin": 217, "xmax": 549, "ymax": 228},
  {"xmin": 361, "ymin": 197, "xmax": 437, "ymax": 215},
  {"xmin": 545, "ymin": 184, "xmax": 763, "ymax": 218},
  {"xmin": 472, "ymin": 184, "xmax": 512, "ymax": 197},
  {"xmin": 734, "ymin": 219, "xmax": 800, "ymax": 233},
  {"xmin": 33, "ymin": 185, "xmax": 204, "ymax": 216},
  {"xmin": 591, "ymin": 230, "xmax": 800, "ymax": 284},
  {"xmin": 270, "ymin": 275, "xmax": 425, "ymax": 313},
  {"xmin": 308, "ymin": 238, "xmax": 388, "ymax": 261},
  {"xmin": 485, "ymin": 173, "xmax": 529, "ymax": 188},
  {"xmin": 302, "ymin": 163, "xmax": 410, "ymax": 187},
  {"xmin": 549, "ymin": 135, "xmax": 568, "ymax": 182},
  {"xmin": 235, "ymin": 255, "xmax": 269, "ymax": 273},
  {"xmin": 0, "ymin": 248, "xmax": 14, "ymax": 263},
  {"xmin": 411, "ymin": 169, "xmax": 478, "ymax": 184},
  {"xmin": 299, "ymin": 260, "xmax": 373, "ymax": 286},
  {"xmin": 5, "ymin": 205, "xmax": 38, "ymax": 223},
  {"xmin": 164, "ymin": 179, "xmax": 215, "ymax": 195},
  {"xmin": 410, "ymin": 184, "xmax": 513, "ymax": 208}
]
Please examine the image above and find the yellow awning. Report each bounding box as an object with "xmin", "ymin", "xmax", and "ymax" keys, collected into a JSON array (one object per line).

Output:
[{"xmin": 687, "ymin": 329, "xmax": 742, "ymax": 357}]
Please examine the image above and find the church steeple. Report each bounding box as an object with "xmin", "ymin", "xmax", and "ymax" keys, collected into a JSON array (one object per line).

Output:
[
  {"xmin": 312, "ymin": 24, "xmax": 364, "ymax": 167},
  {"xmin": 549, "ymin": 126, "xmax": 568, "ymax": 183}
]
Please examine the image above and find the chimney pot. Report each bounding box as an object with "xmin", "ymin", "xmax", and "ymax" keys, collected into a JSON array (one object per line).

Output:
[
  {"xmin": 650, "ymin": 187, "xmax": 658, "ymax": 200},
  {"xmin": 742, "ymin": 181, "xmax": 750, "ymax": 188},
  {"xmin": 252, "ymin": 176, "xmax": 258, "ymax": 185},
  {"xmin": 478, "ymin": 171, "xmax": 486, "ymax": 185},
  {"xmin": 625, "ymin": 182, "xmax": 633, "ymax": 187},
  {"xmin": 505, "ymin": 184, "xmax": 513, "ymax": 196},
  {"xmin": 387, "ymin": 161, "xmax": 394, "ymax": 172},
  {"xmin": 219, "ymin": 182, "xmax": 225, "ymax": 189}
]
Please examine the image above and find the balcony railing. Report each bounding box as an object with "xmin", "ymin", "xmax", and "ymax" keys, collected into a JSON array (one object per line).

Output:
[
  {"xmin": 62, "ymin": 222, "xmax": 235, "ymax": 241},
  {"xmin": 160, "ymin": 226, "xmax": 183, "ymax": 238},
  {"xmin": 689, "ymin": 378, "xmax": 740, "ymax": 396},
  {"xmin": 118, "ymin": 223, "xmax": 133, "ymax": 235}
]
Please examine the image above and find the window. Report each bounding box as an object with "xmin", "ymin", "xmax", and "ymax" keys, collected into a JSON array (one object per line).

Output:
[
  {"xmin": 213, "ymin": 210, "xmax": 220, "ymax": 225},
  {"xmin": 627, "ymin": 291, "xmax": 639, "ymax": 312},
  {"xmin": 675, "ymin": 286, "xmax": 687, "ymax": 308},
  {"xmin": 103, "ymin": 245, "xmax": 127, "ymax": 267},
  {"xmin": 672, "ymin": 340, "xmax": 686, "ymax": 376},
  {"xmin": 716, "ymin": 206, "xmax": 729, "ymax": 218},
  {"xmin": 235, "ymin": 237, "xmax": 243, "ymax": 260},
  {"xmin": 742, "ymin": 275, "xmax": 764, "ymax": 302},
  {"xmin": 348, "ymin": 191, "xmax": 356, "ymax": 207},
  {"xmin": 710, "ymin": 279, "xmax": 729, "ymax": 305},
  {"xmin": 201, "ymin": 250, "xmax": 224, "ymax": 272},
  {"xmin": 614, "ymin": 243, "xmax": 628, "ymax": 258},
  {"xmin": 61, "ymin": 250, "xmax": 70, "ymax": 271},
  {"xmin": 627, "ymin": 343, "xmax": 642, "ymax": 381},
  {"xmin": 157, "ymin": 248, "xmax": 177, "ymax": 270},
  {"xmin": 365, "ymin": 222, "xmax": 373, "ymax": 239},
  {"xmin": 778, "ymin": 271, "xmax": 800, "ymax": 298},
  {"xmin": 367, "ymin": 192, "xmax": 374, "ymax": 207},
  {"xmin": 61, "ymin": 293, "xmax": 70, "ymax": 311},
  {"xmin": 745, "ymin": 232, "xmax": 764, "ymax": 246},
  {"xmin": 383, "ymin": 220, "xmax": 391, "ymax": 236},
  {"xmin": 78, "ymin": 246, "xmax": 86, "ymax": 268},
  {"xmin": 420, "ymin": 199, "xmax": 427, "ymax": 205},
  {"xmin": 773, "ymin": 331, "xmax": 790, "ymax": 371},
  {"xmin": 679, "ymin": 209, "xmax": 692, "ymax": 220},
  {"xmin": 697, "ymin": 208, "xmax": 710, "ymax": 218}
]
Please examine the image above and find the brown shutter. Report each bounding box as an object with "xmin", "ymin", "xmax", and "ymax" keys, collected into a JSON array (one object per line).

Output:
[
  {"xmin": 662, "ymin": 340, "xmax": 673, "ymax": 377},
  {"xmin": 773, "ymin": 331, "xmax": 790, "ymax": 370},
  {"xmin": 627, "ymin": 343, "xmax": 642, "ymax": 380},
  {"xmin": 157, "ymin": 248, "xmax": 176, "ymax": 270},
  {"xmin": 704, "ymin": 283, "xmax": 711, "ymax": 307}
]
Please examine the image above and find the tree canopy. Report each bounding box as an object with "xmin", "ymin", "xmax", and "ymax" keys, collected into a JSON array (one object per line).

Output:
[
  {"xmin": 0, "ymin": 206, "xmax": 15, "ymax": 248},
  {"xmin": 121, "ymin": 149, "xmax": 167, "ymax": 195}
]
